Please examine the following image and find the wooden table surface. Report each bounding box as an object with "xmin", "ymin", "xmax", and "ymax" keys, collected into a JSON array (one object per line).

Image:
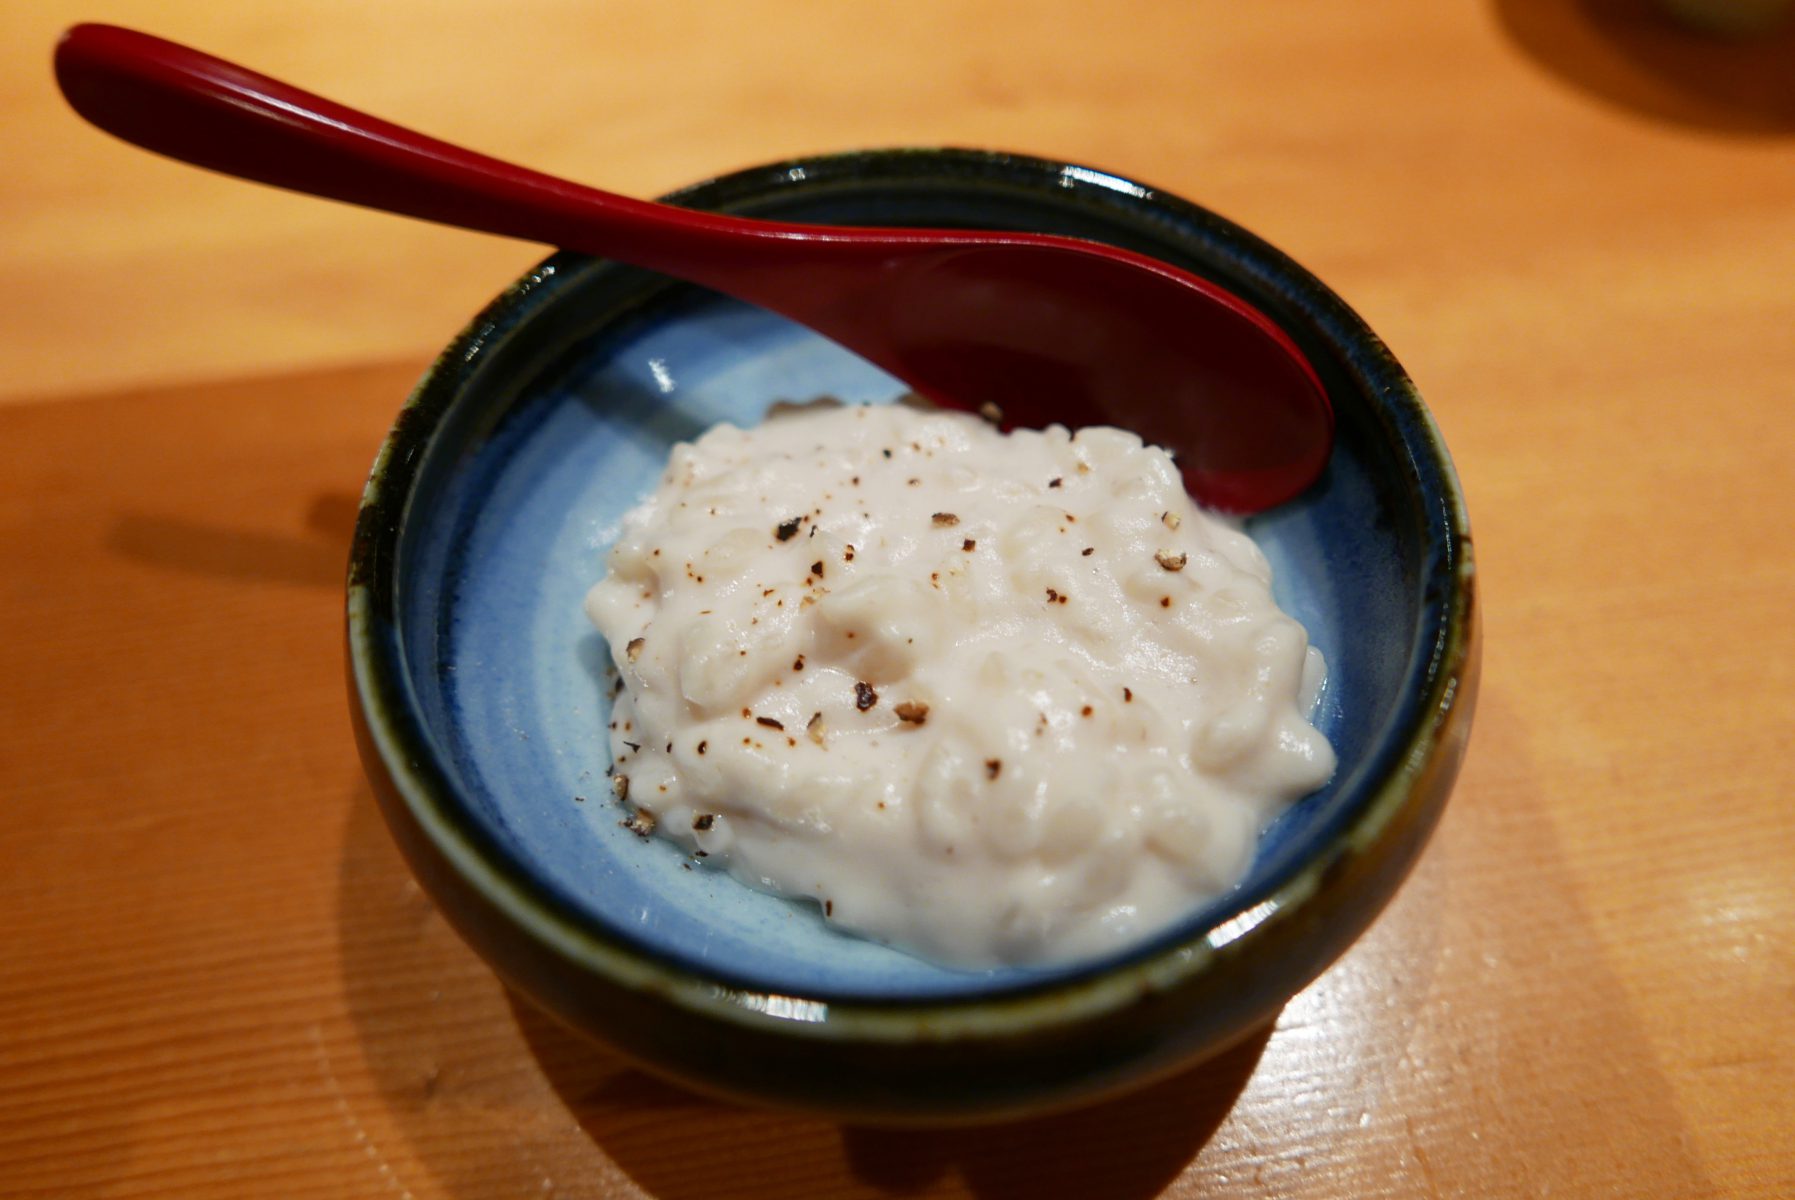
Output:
[{"xmin": 4, "ymin": 2, "xmax": 1792, "ymax": 1196}]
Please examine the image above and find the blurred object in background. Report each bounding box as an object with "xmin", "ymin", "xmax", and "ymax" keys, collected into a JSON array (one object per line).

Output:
[
  {"xmin": 1494, "ymin": 0, "xmax": 1795, "ymax": 133},
  {"xmin": 1656, "ymin": 0, "xmax": 1795, "ymax": 35}
]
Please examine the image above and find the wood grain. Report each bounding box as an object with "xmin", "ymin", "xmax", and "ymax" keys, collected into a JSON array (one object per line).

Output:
[{"xmin": 3, "ymin": 1, "xmax": 1793, "ymax": 1196}]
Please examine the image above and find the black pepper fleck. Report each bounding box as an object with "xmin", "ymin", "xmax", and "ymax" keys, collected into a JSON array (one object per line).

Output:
[
  {"xmin": 775, "ymin": 516, "xmax": 802, "ymax": 541},
  {"xmin": 894, "ymin": 700, "xmax": 930, "ymax": 725},
  {"xmin": 855, "ymin": 681, "xmax": 878, "ymax": 711},
  {"xmin": 756, "ymin": 716, "xmax": 785, "ymax": 731}
]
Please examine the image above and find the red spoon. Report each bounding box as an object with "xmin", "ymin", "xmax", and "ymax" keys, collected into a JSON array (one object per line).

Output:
[{"xmin": 55, "ymin": 23, "xmax": 1331, "ymax": 511}]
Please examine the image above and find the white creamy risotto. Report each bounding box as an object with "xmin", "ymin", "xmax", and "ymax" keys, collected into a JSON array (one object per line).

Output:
[{"xmin": 583, "ymin": 402, "xmax": 1334, "ymax": 967}]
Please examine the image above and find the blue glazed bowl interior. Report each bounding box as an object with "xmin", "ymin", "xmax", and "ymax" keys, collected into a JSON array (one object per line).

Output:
[{"xmin": 382, "ymin": 156, "xmax": 1449, "ymax": 1003}]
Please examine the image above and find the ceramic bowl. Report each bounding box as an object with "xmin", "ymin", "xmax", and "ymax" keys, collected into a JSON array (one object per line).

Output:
[{"xmin": 348, "ymin": 148, "xmax": 1478, "ymax": 1124}]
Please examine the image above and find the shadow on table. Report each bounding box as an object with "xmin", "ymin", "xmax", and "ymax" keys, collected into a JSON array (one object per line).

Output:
[
  {"xmin": 107, "ymin": 491, "xmax": 360, "ymax": 589},
  {"xmin": 1490, "ymin": 0, "xmax": 1795, "ymax": 134},
  {"xmin": 512, "ymin": 991, "xmax": 1270, "ymax": 1200}
]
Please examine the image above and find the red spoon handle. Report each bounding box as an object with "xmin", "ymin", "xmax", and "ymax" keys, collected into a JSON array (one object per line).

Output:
[{"xmin": 52, "ymin": 23, "xmax": 851, "ymax": 283}]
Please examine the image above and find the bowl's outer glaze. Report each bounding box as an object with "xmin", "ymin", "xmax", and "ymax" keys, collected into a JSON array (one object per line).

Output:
[{"xmin": 349, "ymin": 148, "xmax": 1478, "ymax": 1122}]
